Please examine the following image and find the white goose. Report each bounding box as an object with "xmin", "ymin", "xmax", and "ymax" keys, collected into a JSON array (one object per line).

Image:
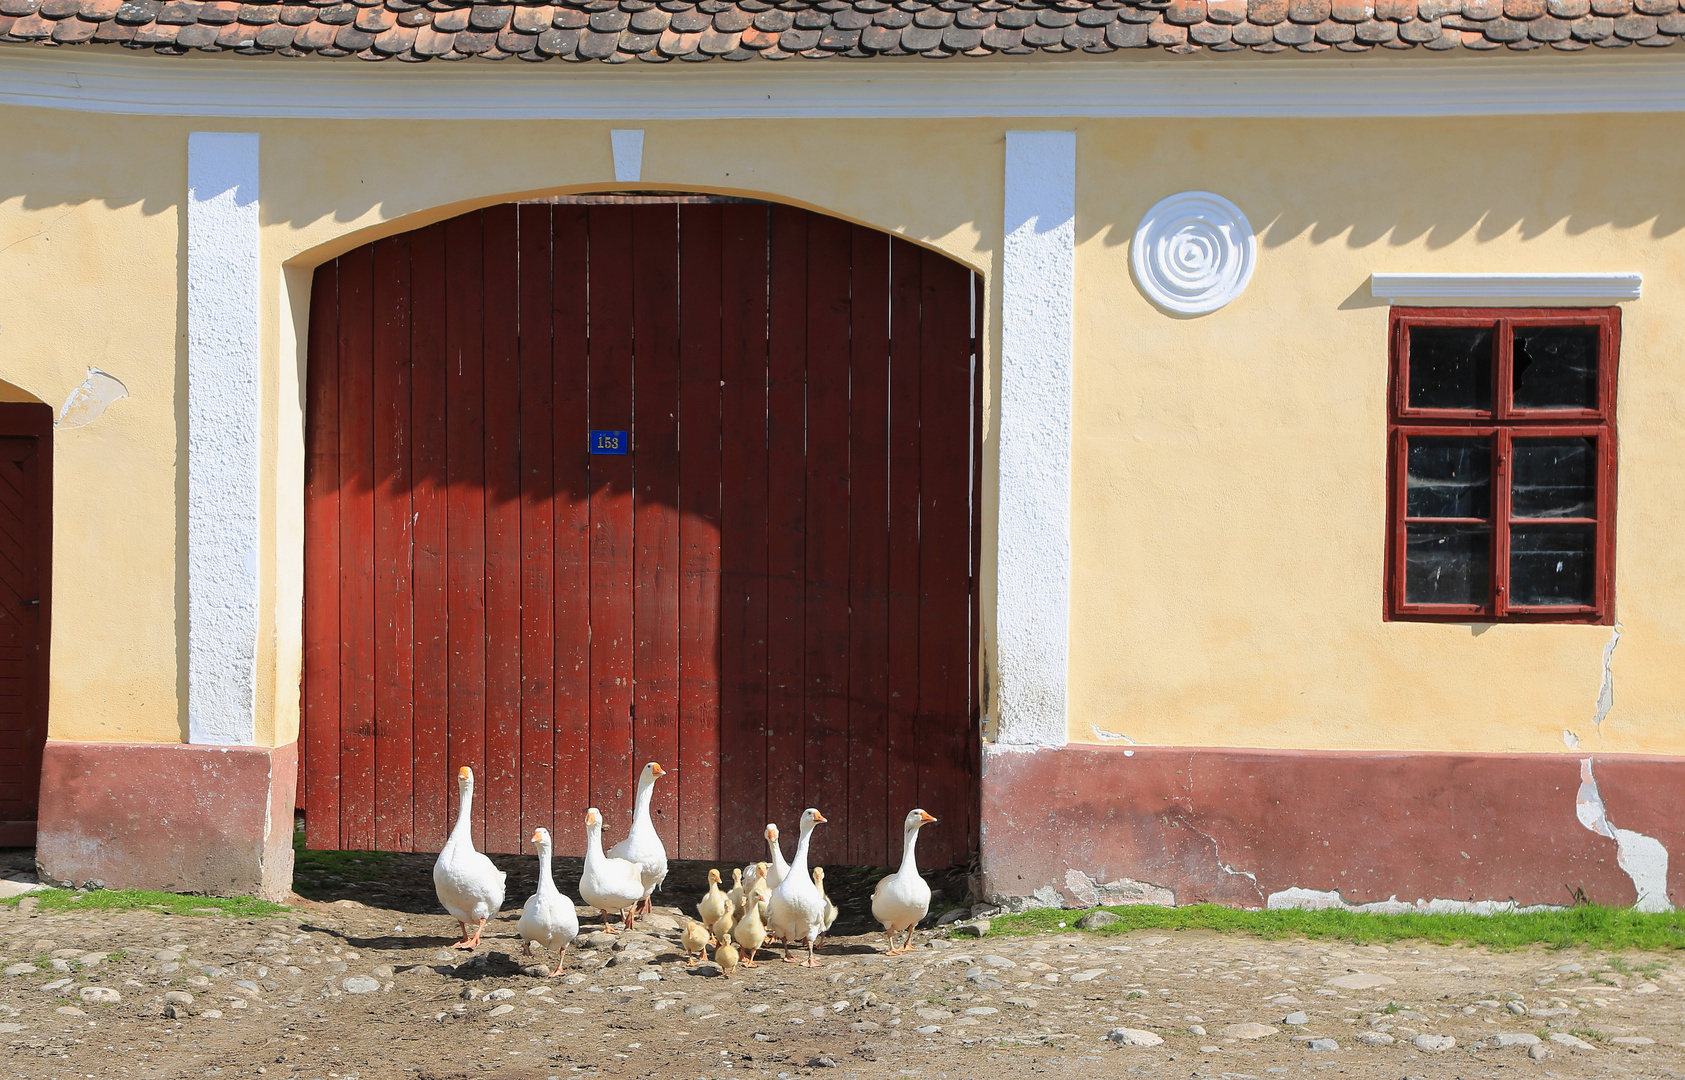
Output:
[
  {"xmin": 871, "ymin": 809, "xmax": 937, "ymax": 955},
  {"xmin": 608, "ymin": 762, "xmax": 669, "ymax": 917},
  {"xmin": 767, "ymin": 808, "xmax": 828, "ymax": 966},
  {"xmin": 580, "ymin": 807, "xmax": 647, "ymax": 933},
  {"xmin": 517, "ymin": 827, "xmax": 579, "ymax": 976},
  {"xmin": 745, "ymin": 823, "xmax": 789, "ymax": 889},
  {"xmin": 432, "ymin": 766, "xmax": 507, "ymax": 950}
]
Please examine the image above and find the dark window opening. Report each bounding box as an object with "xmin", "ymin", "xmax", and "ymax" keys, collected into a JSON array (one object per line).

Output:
[{"xmin": 1386, "ymin": 308, "xmax": 1618, "ymax": 624}]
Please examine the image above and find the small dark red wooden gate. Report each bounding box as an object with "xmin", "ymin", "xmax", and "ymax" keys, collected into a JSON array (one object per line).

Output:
[
  {"xmin": 304, "ymin": 199, "xmax": 979, "ymax": 869},
  {"xmin": 0, "ymin": 402, "xmax": 52, "ymax": 846}
]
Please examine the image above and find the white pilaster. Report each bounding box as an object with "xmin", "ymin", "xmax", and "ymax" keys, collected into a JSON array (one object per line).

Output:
[
  {"xmin": 186, "ymin": 132, "xmax": 261, "ymax": 747},
  {"xmin": 611, "ymin": 129, "xmax": 644, "ymax": 182},
  {"xmin": 997, "ymin": 130, "xmax": 1075, "ymax": 749}
]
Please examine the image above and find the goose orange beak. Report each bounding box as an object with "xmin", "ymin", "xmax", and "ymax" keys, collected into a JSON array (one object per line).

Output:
[
  {"xmin": 652, "ymin": 763, "xmax": 667, "ymax": 776},
  {"xmin": 457, "ymin": 766, "xmax": 471, "ymax": 780},
  {"xmin": 812, "ymin": 811, "xmax": 827, "ymax": 824},
  {"xmin": 530, "ymin": 829, "xmax": 543, "ymax": 844},
  {"xmin": 919, "ymin": 811, "xmax": 937, "ymax": 823}
]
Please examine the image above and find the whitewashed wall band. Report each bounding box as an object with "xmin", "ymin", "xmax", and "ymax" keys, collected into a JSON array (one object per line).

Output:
[{"xmin": 1131, "ymin": 191, "xmax": 1257, "ymax": 315}]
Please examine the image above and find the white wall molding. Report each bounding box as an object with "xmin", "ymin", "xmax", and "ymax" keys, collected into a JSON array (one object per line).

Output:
[
  {"xmin": 997, "ymin": 130, "xmax": 1075, "ymax": 750},
  {"xmin": 1132, "ymin": 191, "xmax": 1256, "ymax": 315},
  {"xmin": 187, "ymin": 131, "xmax": 262, "ymax": 747},
  {"xmin": 610, "ymin": 129, "xmax": 644, "ymax": 183},
  {"xmin": 1, "ymin": 53, "xmax": 1684, "ymax": 119},
  {"xmin": 1371, "ymin": 272, "xmax": 1643, "ymax": 303}
]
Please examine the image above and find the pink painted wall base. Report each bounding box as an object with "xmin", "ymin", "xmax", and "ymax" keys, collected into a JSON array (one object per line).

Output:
[
  {"xmin": 979, "ymin": 744, "xmax": 1682, "ymax": 911},
  {"xmin": 35, "ymin": 741, "xmax": 296, "ymax": 902}
]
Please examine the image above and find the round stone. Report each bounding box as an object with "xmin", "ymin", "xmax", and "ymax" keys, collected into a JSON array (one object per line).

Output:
[
  {"xmin": 79, "ymin": 988, "xmax": 120, "ymax": 1004},
  {"xmin": 341, "ymin": 976, "xmax": 381, "ymax": 994},
  {"xmin": 1325, "ymin": 973, "xmax": 1397, "ymax": 990},
  {"xmin": 1490, "ymin": 1033, "xmax": 1541, "ymax": 1048},
  {"xmin": 1411, "ymin": 1033, "xmax": 1456, "ymax": 1053},
  {"xmin": 1107, "ymin": 1027, "xmax": 1164, "ymax": 1047},
  {"xmin": 1219, "ymin": 1023, "xmax": 1280, "ymax": 1040}
]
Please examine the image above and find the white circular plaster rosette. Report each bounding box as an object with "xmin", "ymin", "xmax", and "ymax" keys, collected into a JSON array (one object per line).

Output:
[{"xmin": 1131, "ymin": 191, "xmax": 1257, "ymax": 315}]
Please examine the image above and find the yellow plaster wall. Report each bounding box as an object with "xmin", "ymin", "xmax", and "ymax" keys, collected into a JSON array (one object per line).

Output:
[
  {"xmin": 1070, "ymin": 113, "xmax": 1685, "ymax": 757},
  {"xmin": 1, "ymin": 105, "xmax": 1680, "ymax": 758}
]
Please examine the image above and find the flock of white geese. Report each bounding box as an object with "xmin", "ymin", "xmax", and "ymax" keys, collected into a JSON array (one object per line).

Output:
[{"xmin": 432, "ymin": 764, "xmax": 940, "ymax": 977}]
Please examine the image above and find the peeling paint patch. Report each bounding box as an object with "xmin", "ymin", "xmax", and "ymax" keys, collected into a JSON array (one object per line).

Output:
[
  {"xmin": 1063, "ymin": 869, "xmax": 1176, "ymax": 908},
  {"xmin": 1266, "ymin": 887, "xmax": 1561, "ymax": 915},
  {"xmin": 1089, "ymin": 725, "xmax": 1136, "ymax": 755},
  {"xmin": 1593, "ymin": 623, "xmax": 1621, "ymax": 727},
  {"xmin": 55, "ymin": 367, "xmax": 127, "ymax": 429},
  {"xmin": 1179, "ymin": 816, "xmax": 1264, "ymax": 903},
  {"xmin": 1563, "ymin": 729, "xmax": 1580, "ymax": 750},
  {"xmin": 1577, "ymin": 757, "xmax": 1673, "ymax": 912}
]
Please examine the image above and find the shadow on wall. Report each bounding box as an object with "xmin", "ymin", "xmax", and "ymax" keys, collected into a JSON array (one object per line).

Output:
[{"xmin": 6, "ymin": 116, "xmax": 1682, "ymax": 262}]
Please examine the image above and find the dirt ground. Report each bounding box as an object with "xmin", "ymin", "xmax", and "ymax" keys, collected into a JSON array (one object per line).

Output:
[{"xmin": 4, "ymin": 844, "xmax": 1685, "ymax": 1080}]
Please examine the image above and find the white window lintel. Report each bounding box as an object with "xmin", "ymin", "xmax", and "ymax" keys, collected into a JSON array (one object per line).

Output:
[{"xmin": 1370, "ymin": 272, "xmax": 1642, "ymax": 304}]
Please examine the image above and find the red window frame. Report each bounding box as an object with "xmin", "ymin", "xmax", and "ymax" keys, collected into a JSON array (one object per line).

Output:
[{"xmin": 1385, "ymin": 307, "xmax": 1618, "ymax": 625}]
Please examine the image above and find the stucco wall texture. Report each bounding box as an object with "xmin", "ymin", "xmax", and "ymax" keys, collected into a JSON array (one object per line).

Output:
[{"xmin": 1, "ymin": 108, "xmax": 1681, "ymax": 760}]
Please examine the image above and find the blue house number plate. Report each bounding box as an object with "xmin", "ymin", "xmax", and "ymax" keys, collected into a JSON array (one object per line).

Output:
[{"xmin": 590, "ymin": 430, "xmax": 629, "ymax": 455}]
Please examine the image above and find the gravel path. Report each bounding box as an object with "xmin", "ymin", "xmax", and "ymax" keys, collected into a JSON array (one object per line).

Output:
[{"xmin": 3, "ymin": 860, "xmax": 1683, "ymax": 1079}]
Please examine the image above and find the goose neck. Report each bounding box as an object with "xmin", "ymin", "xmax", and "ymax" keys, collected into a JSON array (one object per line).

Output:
[
  {"xmin": 897, "ymin": 825, "xmax": 922, "ymax": 877},
  {"xmin": 789, "ymin": 822, "xmax": 815, "ymax": 879},
  {"xmin": 536, "ymin": 845, "xmax": 556, "ymax": 894},
  {"xmin": 633, "ymin": 773, "xmax": 656, "ymax": 820},
  {"xmin": 448, "ymin": 782, "xmax": 475, "ymax": 846}
]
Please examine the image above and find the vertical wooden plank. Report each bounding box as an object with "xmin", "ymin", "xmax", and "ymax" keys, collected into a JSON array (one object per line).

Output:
[
  {"xmin": 482, "ymin": 203, "xmax": 524, "ymax": 855},
  {"xmin": 337, "ymin": 243, "xmax": 377, "ymax": 851},
  {"xmin": 765, "ymin": 204, "xmax": 808, "ymax": 834},
  {"xmin": 846, "ymin": 226, "xmax": 892, "ymax": 867},
  {"xmin": 371, "ymin": 234, "xmax": 415, "ymax": 853},
  {"xmin": 717, "ymin": 204, "xmax": 771, "ymax": 861},
  {"xmin": 884, "ymin": 238, "xmax": 923, "ymax": 852},
  {"xmin": 677, "ymin": 204, "xmax": 724, "ymax": 861},
  {"xmin": 917, "ymin": 249, "xmax": 974, "ymax": 869},
  {"xmin": 802, "ymin": 213, "xmax": 853, "ymax": 866},
  {"xmin": 586, "ymin": 204, "xmax": 637, "ymax": 830},
  {"xmin": 410, "ymin": 222, "xmax": 452, "ymax": 851},
  {"xmin": 632, "ymin": 205, "xmax": 683, "ymax": 860},
  {"xmin": 551, "ymin": 206, "xmax": 592, "ymax": 855},
  {"xmin": 518, "ymin": 203, "xmax": 556, "ymax": 851},
  {"xmin": 303, "ymin": 259, "xmax": 342, "ymax": 851},
  {"xmin": 968, "ymin": 270, "xmax": 984, "ymax": 861},
  {"xmin": 445, "ymin": 211, "xmax": 489, "ymax": 848}
]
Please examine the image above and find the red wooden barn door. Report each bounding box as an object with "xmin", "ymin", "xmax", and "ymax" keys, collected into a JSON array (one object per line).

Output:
[
  {"xmin": 304, "ymin": 198, "xmax": 979, "ymax": 869},
  {"xmin": 0, "ymin": 403, "xmax": 52, "ymax": 846}
]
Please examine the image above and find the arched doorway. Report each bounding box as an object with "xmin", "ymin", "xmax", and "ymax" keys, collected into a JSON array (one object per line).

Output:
[{"xmin": 302, "ymin": 195, "xmax": 979, "ymax": 870}]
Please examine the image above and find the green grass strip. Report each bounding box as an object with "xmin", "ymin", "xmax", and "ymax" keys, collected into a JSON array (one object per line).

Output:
[
  {"xmin": 0, "ymin": 888, "xmax": 288, "ymax": 919},
  {"xmin": 986, "ymin": 903, "xmax": 1685, "ymax": 952}
]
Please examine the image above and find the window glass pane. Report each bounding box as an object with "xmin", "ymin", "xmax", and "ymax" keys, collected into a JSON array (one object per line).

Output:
[
  {"xmin": 1409, "ymin": 325, "xmax": 1493, "ymax": 411},
  {"xmin": 1513, "ymin": 326, "xmax": 1598, "ymax": 410},
  {"xmin": 1510, "ymin": 525, "xmax": 1595, "ymax": 607},
  {"xmin": 1405, "ymin": 524, "xmax": 1489, "ymax": 606},
  {"xmin": 1512, "ymin": 438, "xmax": 1596, "ymax": 519},
  {"xmin": 1406, "ymin": 436, "xmax": 1491, "ymax": 519}
]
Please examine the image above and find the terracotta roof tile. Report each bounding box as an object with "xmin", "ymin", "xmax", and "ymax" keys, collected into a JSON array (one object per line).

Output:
[{"xmin": 0, "ymin": 0, "xmax": 1679, "ymax": 58}]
